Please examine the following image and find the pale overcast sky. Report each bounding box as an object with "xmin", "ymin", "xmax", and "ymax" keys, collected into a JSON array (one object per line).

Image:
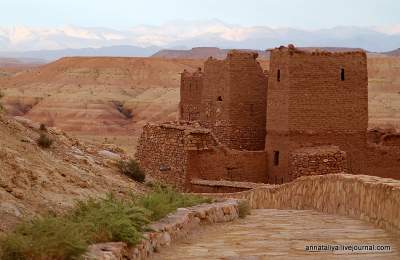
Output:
[{"xmin": 1, "ymin": 0, "xmax": 399, "ymax": 29}]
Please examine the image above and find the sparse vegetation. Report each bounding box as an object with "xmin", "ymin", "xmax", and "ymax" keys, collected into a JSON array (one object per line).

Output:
[
  {"xmin": 134, "ymin": 185, "xmax": 212, "ymax": 221},
  {"xmin": 39, "ymin": 123, "xmax": 47, "ymax": 131},
  {"xmin": 0, "ymin": 187, "xmax": 211, "ymax": 259},
  {"xmin": 0, "ymin": 90, "xmax": 4, "ymax": 113},
  {"xmin": 117, "ymin": 159, "xmax": 146, "ymax": 183},
  {"xmin": 0, "ymin": 217, "xmax": 88, "ymax": 260},
  {"xmin": 37, "ymin": 133, "xmax": 53, "ymax": 148},
  {"xmin": 238, "ymin": 200, "xmax": 251, "ymax": 218}
]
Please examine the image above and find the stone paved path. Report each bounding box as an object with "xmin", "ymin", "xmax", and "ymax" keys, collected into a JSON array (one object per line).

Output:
[{"xmin": 152, "ymin": 209, "xmax": 400, "ymax": 260}]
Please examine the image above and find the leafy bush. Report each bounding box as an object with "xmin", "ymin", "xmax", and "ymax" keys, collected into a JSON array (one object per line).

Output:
[
  {"xmin": 117, "ymin": 159, "xmax": 145, "ymax": 183},
  {"xmin": 0, "ymin": 217, "xmax": 88, "ymax": 260},
  {"xmin": 37, "ymin": 133, "xmax": 53, "ymax": 148},
  {"xmin": 0, "ymin": 195, "xmax": 150, "ymax": 260},
  {"xmin": 238, "ymin": 200, "xmax": 251, "ymax": 218},
  {"xmin": 0, "ymin": 189, "xmax": 211, "ymax": 259},
  {"xmin": 69, "ymin": 195, "xmax": 150, "ymax": 245},
  {"xmin": 135, "ymin": 185, "xmax": 212, "ymax": 221}
]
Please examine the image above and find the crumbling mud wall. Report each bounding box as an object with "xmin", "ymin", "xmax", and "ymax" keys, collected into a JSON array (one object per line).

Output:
[
  {"xmin": 266, "ymin": 46, "xmax": 368, "ymax": 183},
  {"xmin": 365, "ymin": 145, "xmax": 400, "ymax": 180},
  {"xmin": 187, "ymin": 147, "xmax": 267, "ymax": 184},
  {"xmin": 180, "ymin": 68, "xmax": 203, "ymax": 121},
  {"xmin": 180, "ymin": 51, "xmax": 268, "ymax": 151},
  {"xmin": 136, "ymin": 122, "xmax": 267, "ymax": 190}
]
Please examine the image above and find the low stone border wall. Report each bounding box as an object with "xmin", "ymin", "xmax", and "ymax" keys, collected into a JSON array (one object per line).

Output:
[
  {"xmin": 190, "ymin": 179, "xmax": 268, "ymax": 193},
  {"xmin": 202, "ymin": 174, "xmax": 400, "ymax": 234},
  {"xmin": 85, "ymin": 199, "xmax": 240, "ymax": 260}
]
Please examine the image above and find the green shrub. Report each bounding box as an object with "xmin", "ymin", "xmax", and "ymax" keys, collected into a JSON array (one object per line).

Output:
[
  {"xmin": 238, "ymin": 200, "xmax": 251, "ymax": 218},
  {"xmin": 39, "ymin": 123, "xmax": 47, "ymax": 131},
  {"xmin": 69, "ymin": 195, "xmax": 150, "ymax": 245},
  {"xmin": 117, "ymin": 159, "xmax": 145, "ymax": 183},
  {"xmin": 0, "ymin": 91, "xmax": 4, "ymax": 113},
  {"xmin": 0, "ymin": 217, "xmax": 88, "ymax": 260},
  {"xmin": 134, "ymin": 185, "xmax": 212, "ymax": 221},
  {"xmin": 0, "ymin": 189, "xmax": 211, "ymax": 259},
  {"xmin": 37, "ymin": 133, "xmax": 53, "ymax": 148}
]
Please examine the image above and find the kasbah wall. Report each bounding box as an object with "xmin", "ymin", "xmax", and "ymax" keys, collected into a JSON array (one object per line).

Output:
[{"xmin": 136, "ymin": 44, "xmax": 400, "ymax": 191}]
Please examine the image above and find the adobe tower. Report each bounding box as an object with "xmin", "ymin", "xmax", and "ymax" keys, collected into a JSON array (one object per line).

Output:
[
  {"xmin": 266, "ymin": 45, "xmax": 368, "ymax": 183},
  {"xmin": 180, "ymin": 50, "xmax": 268, "ymax": 151}
]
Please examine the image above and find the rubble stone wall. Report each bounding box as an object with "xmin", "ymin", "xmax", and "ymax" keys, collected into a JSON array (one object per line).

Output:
[
  {"xmin": 136, "ymin": 122, "xmax": 268, "ymax": 190},
  {"xmin": 205, "ymin": 174, "xmax": 400, "ymax": 234},
  {"xmin": 288, "ymin": 145, "xmax": 348, "ymax": 181},
  {"xmin": 135, "ymin": 123, "xmax": 199, "ymax": 188},
  {"xmin": 85, "ymin": 200, "xmax": 240, "ymax": 260}
]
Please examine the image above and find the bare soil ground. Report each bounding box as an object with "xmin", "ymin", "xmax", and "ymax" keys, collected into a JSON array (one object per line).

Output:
[{"xmin": 0, "ymin": 114, "xmax": 145, "ymax": 232}]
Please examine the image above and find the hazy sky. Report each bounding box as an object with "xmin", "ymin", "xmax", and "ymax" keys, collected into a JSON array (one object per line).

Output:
[{"xmin": 1, "ymin": 0, "xmax": 399, "ymax": 29}]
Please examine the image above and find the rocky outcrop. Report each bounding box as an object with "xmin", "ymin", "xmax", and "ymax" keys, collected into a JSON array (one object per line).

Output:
[
  {"xmin": 85, "ymin": 199, "xmax": 240, "ymax": 260},
  {"xmin": 0, "ymin": 115, "xmax": 143, "ymax": 232}
]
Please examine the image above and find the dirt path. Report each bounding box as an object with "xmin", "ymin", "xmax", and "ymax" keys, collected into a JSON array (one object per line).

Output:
[{"xmin": 152, "ymin": 209, "xmax": 400, "ymax": 260}]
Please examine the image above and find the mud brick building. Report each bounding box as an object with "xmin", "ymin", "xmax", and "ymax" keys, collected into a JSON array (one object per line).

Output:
[
  {"xmin": 181, "ymin": 51, "xmax": 267, "ymax": 151},
  {"xmin": 137, "ymin": 45, "xmax": 400, "ymax": 190}
]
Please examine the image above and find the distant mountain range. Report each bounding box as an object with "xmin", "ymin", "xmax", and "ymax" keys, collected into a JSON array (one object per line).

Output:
[
  {"xmin": 0, "ymin": 21, "xmax": 399, "ymax": 60},
  {"xmin": 382, "ymin": 48, "xmax": 400, "ymax": 56},
  {"xmin": 0, "ymin": 45, "xmax": 160, "ymax": 61},
  {"xmin": 0, "ymin": 46, "xmax": 399, "ymax": 64},
  {"xmin": 151, "ymin": 47, "xmax": 367, "ymax": 60}
]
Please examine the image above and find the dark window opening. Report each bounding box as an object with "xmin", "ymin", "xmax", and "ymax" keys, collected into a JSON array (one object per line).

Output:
[
  {"xmin": 273, "ymin": 151, "xmax": 280, "ymax": 166},
  {"xmin": 277, "ymin": 69, "xmax": 281, "ymax": 82},
  {"xmin": 341, "ymin": 68, "xmax": 345, "ymax": 81},
  {"xmin": 217, "ymin": 96, "xmax": 223, "ymax": 101}
]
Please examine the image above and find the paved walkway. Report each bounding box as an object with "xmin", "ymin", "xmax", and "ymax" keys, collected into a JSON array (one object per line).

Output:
[{"xmin": 152, "ymin": 209, "xmax": 400, "ymax": 260}]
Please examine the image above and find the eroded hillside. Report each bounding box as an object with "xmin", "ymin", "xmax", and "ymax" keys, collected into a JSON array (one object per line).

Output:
[
  {"xmin": 0, "ymin": 114, "xmax": 144, "ymax": 232},
  {"xmin": 0, "ymin": 55, "xmax": 399, "ymax": 154},
  {"xmin": 0, "ymin": 57, "xmax": 203, "ymax": 153},
  {"xmin": 368, "ymin": 57, "xmax": 400, "ymax": 129}
]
